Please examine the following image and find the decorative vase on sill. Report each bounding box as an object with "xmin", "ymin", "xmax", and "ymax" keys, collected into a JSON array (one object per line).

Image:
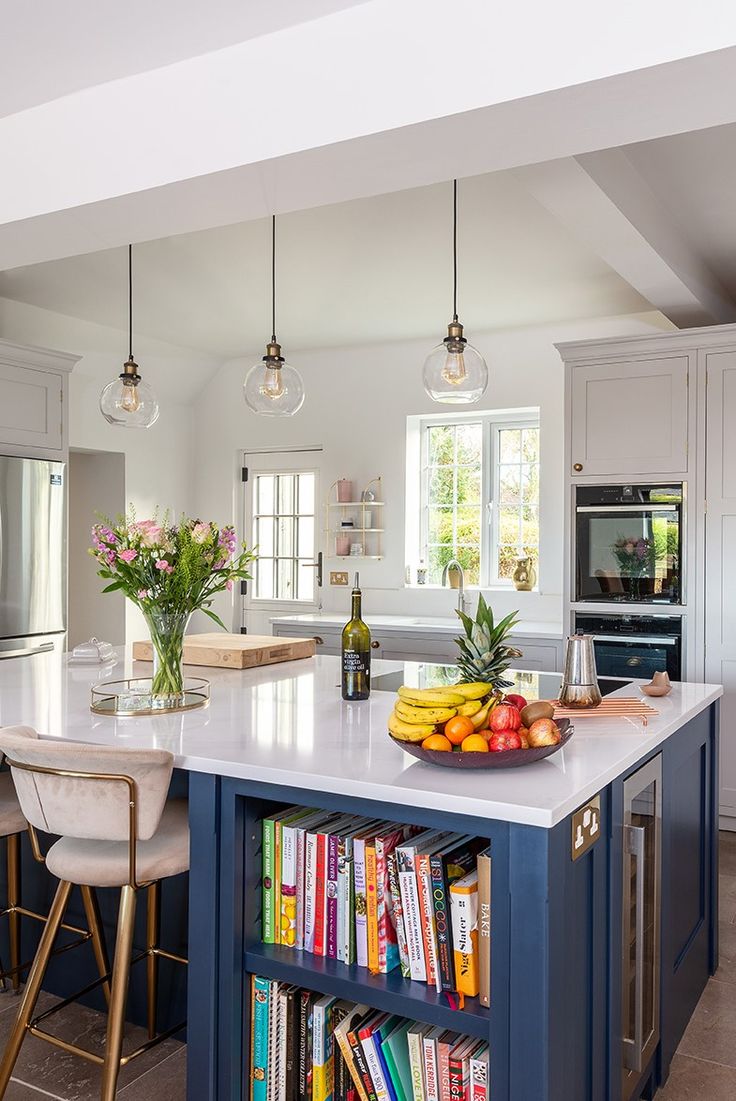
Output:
[
  {"xmin": 90, "ymin": 512, "xmax": 256, "ymax": 711},
  {"xmin": 512, "ymin": 556, "xmax": 536, "ymax": 591}
]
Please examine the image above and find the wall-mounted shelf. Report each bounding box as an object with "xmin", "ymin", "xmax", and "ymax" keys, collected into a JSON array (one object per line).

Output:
[{"xmin": 324, "ymin": 477, "xmax": 384, "ymax": 560}]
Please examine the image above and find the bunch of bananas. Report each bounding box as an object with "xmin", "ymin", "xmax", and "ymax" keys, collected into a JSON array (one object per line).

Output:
[{"xmin": 388, "ymin": 682, "xmax": 496, "ymax": 743}]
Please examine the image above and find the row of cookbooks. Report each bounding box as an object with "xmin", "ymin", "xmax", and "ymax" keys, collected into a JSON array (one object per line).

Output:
[
  {"xmin": 261, "ymin": 806, "xmax": 491, "ymax": 1003},
  {"xmin": 249, "ymin": 976, "xmax": 490, "ymax": 1101}
]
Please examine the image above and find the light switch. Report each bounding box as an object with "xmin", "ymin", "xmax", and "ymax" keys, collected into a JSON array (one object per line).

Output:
[{"xmin": 330, "ymin": 571, "xmax": 349, "ymax": 586}]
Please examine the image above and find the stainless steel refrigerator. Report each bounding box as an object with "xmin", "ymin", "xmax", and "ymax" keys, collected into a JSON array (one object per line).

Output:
[{"xmin": 0, "ymin": 456, "xmax": 66, "ymax": 658}]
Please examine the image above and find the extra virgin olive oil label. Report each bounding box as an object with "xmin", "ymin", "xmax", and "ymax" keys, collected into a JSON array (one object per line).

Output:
[{"xmin": 343, "ymin": 649, "xmax": 370, "ymax": 675}]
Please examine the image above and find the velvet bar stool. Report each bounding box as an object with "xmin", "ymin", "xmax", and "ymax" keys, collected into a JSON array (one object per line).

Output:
[
  {"xmin": 0, "ymin": 728, "xmax": 189, "ymax": 1101},
  {"xmin": 0, "ymin": 735, "xmax": 108, "ymax": 995}
]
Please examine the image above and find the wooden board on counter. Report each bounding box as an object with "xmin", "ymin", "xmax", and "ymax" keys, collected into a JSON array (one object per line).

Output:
[{"xmin": 132, "ymin": 633, "xmax": 316, "ymax": 669}]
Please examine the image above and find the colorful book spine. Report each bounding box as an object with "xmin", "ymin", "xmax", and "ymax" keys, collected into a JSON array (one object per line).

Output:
[
  {"xmin": 373, "ymin": 1020, "xmax": 400, "ymax": 1101},
  {"xmin": 333, "ymin": 1006, "xmax": 370, "ymax": 1101},
  {"xmin": 437, "ymin": 1033, "xmax": 456, "ymax": 1101},
  {"xmin": 374, "ymin": 829, "xmax": 406, "ymax": 974},
  {"xmin": 415, "ymin": 852, "xmax": 439, "ymax": 986},
  {"xmin": 313, "ymin": 832, "xmax": 328, "ymax": 957},
  {"xmin": 251, "ymin": 976, "xmax": 271, "ymax": 1101},
  {"xmin": 313, "ymin": 996, "xmax": 336, "ymax": 1101},
  {"xmin": 278, "ymin": 986, "xmax": 288, "ymax": 1101},
  {"xmin": 450, "ymin": 871, "xmax": 479, "ymax": 998},
  {"xmin": 337, "ymin": 854, "xmax": 354, "ymax": 964},
  {"xmin": 447, "ymin": 1054, "xmax": 463, "ymax": 1101},
  {"xmin": 386, "ymin": 850, "xmax": 410, "ymax": 978},
  {"xmin": 360, "ymin": 1019, "xmax": 391, "ymax": 1101},
  {"xmin": 267, "ymin": 980, "xmax": 280, "ymax": 1101},
  {"xmin": 304, "ymin": 832, "xmax": 320, "ymax": 954},
  {"xmin": 353, "ymin": 835, "xmax": 371, "ymax": 968},
  {"xmin": 350, "ymin": 1020, "xmax": 379, "ymax": 1101},
  {"xmin": 281, "ymin": 826, "xmax": 299, "ymax": 949},
  {"xmin": 477, "ymin": 850, "xmax": 491, "ymax": 1008},
  {"xmin": 406, "ymin": 1025, "xmax": 427, "ymax": 1101},
  {"xmin": 298, "ymin": 991, "xmax": 314, "ymax": 1101},
  {"xmin": 430, "ymin": 857, "xmax": 454, "ymax": 993},
  {"xmin": 469, "ymin": 1047, "xmax": 488, "ymax": 1101},
  {"xmin": 262, "ymin": 819, "xmax": 276, "ymax": 944},
  {"xmin": 295, "ymin": 824, "xmax": 308, "ymax": 952},
  {"xmin": 366, "ymin": 842, "xmax": 379, "ymax": 973},
  {"xmin": 421, "ymin": 1030, "xmax": 440, "ymax": 1101},
  {"xmin": 326, "ymin": 832, "xmax": 341, "ymax": 959},
  {"xmin": 397, "ymin": 845, "xmax": 427, "ymax": 982}
]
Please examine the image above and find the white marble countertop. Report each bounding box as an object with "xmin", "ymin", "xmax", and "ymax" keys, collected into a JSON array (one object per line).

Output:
[
  {"xmin": 270, "ymin": 613, "xmax": 564, "ymax": 640},
  {"xmin": 0, "ymin": 648, "xmax": 721, "ymax": 828}
]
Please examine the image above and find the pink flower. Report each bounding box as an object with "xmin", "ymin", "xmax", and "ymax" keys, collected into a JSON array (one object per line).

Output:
[
  {"xmin": 226, "ymin": 579, "xmax": 233, "ymax": 592},
  {"xmin": 191, "ymin": 522, "xmax": 211, "ymax": 544},
  {"xmin": 118, "ymin": 549, "xmax": 137, "ymax": 563},
  {"xmin": 155, "ymin": 559, "xmax": 170, "ymax": 571},
  {"xmin": 137, "ymin": 589, "xmax": 149, "ymax": 599},
  {"xmin": 132, "ymin": 519, "xmax": 163, "ymax": 548}
]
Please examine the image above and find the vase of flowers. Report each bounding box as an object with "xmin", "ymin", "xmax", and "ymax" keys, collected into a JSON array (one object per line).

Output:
[
  {"xmin": 90, "ymin": 514, "xmax": 256, "ymax": 709},
  {"xmin": 611, "ymin": 535, "xmax": 655, "ymax": 600}
]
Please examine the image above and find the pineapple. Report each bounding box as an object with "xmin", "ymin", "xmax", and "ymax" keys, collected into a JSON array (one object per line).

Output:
[{"xmin": 455, "ymin": 594, "xmax": 522, "ymax": 691}]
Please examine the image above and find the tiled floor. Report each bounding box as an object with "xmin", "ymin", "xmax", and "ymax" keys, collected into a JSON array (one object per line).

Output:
[{"xmin": 1, "ymin": 834, "xmax": 736, "ymax": 1098}]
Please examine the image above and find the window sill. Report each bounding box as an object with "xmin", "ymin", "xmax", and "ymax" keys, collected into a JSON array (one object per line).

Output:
[{"xmin": 403, "ymin": 583, "xmax": 539, "ymax": 594}]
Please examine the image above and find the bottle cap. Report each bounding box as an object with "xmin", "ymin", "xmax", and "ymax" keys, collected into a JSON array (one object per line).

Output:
[{"xmin": 354, "ymin": 572, "xmax": 360, "ymax": 589}]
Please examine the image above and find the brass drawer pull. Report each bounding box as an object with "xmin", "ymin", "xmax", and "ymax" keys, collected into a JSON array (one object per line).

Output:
[
  {"xmin": 371, "ymin": 640, "xmax": 380, "ymax": 649},
  {"xmin": 313, "ymin": 636, "xmax": 324, "ymax": 645}
]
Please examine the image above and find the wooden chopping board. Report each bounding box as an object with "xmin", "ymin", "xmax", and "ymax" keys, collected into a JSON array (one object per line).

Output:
[{"xmin": 132, "ymin": 633, "xmax": 316, "ymax": 670}]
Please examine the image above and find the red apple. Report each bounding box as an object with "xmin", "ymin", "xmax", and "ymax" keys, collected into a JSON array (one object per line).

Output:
[
  {"xmin": 527, "ymin": 718, "xmax": 561, "ymax": 747},
  {"xmin": 503, "ymin": 693, "xmax": 528, "ymax": 711},
  {"xmin": 488, "ymin": 730, "xmax": 522, "ymax": 752},
  {"xmin": 489, "ymin": 704, "xmax": 522, "ymax": 734}
]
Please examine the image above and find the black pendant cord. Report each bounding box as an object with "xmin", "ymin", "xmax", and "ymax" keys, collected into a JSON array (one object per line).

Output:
[
  {"xmin": 128, "ymin": 244, "xmax": 134, "ymax": 361},
  {"xmin": 271, "ymin": 214, "xmax": 277, "ymax": 344},
  {"xmin": 452, "ymin": 178, "xmax": 458, "ymax": 323}
]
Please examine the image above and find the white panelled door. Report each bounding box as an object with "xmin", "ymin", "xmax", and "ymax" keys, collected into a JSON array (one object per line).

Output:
[
  {"xmin": 704, "ymin": 351, "xmax": 736, "ymax": 818},
  {"xmin": 242, "ymin": 448, "xmax": 323, "ymax": 635}
]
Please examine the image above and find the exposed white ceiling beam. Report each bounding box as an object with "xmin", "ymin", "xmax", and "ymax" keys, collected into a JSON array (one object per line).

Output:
[
  {"xmin": 4, "ymin": 1, "xmax": 736, "ymax": 269},
  {"xmin": 515, "ymin": 150, "xmax": 736, "ymax": 327}
]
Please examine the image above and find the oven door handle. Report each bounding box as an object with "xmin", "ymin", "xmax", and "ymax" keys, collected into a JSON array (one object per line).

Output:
[
  {"xmin": 591, "ymin": 633, "xmax": 678, "ymax": 646},
  {"xmin": 576, "ymin": 504, "xmax": 679, "ymax": 513},
  {"xmin": 623, "ymin": 824, "xmax": 647, "ymax": 1072}
]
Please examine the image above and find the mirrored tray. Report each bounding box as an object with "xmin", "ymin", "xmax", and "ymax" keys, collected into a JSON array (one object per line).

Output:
[{"xmin": 90, "ymin": 676, "xmax": 210, "ymax": 716}]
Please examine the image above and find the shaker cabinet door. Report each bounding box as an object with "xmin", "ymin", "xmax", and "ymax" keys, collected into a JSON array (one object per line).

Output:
[
  {"xmin": 0, "ymin": 362, "xmax": 63, "ymax": 452},
  {"xmin": 570, "ymin": 356, "xmax": 690, "ymax": 477}
]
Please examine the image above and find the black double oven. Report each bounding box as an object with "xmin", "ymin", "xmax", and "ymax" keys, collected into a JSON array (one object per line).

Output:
[{"xmin": 573, "ymin": 484, "xmax": 685, "ymax": 680}]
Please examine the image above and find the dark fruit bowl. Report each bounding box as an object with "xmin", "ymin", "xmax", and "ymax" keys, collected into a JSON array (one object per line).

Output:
[{"xmin": 389, "ymin": 718, "xmax": 573, "ymax": 769}]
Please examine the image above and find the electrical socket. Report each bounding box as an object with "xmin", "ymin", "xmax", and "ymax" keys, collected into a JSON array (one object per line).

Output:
[{"xmin": 330, "ymin": 571, "xmax": 349, "ymax": 586}]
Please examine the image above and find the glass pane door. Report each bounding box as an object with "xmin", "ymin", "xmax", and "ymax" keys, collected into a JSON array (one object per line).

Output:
[{"xmin": 576, "ymin": 506, "xmax": 681, "ymax": 602}]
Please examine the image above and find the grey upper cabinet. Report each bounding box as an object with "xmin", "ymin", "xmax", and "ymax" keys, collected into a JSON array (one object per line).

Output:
[
  {"xmin": 0, "ymin": 340, "xmax": 79, "ymax": 459},
  {"xmin": 568, "ymin": 354, "xmax": 690, "ymax": 478}
]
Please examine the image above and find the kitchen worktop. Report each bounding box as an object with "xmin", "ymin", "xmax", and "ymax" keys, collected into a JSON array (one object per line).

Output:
[
  {"xmin": 270, "ymin": 612, "xmax": 564, "ymax": 639},
  {"xmin": 0, "ymin": 648, "xmax": 720, "ymax": 828}
]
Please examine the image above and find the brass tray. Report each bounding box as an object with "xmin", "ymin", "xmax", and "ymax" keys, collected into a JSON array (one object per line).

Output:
[{"xmin": 90, "ymin": 676, "xmax": 210, "ymax": 716}]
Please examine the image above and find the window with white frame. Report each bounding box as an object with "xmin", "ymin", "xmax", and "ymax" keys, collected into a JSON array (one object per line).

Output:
[
  {"xmin": 251, "ymin": 471, "xmax": 317, "ymax": 601},
  {"xmin": 415, "ymin": 411, "xmax": 540, "ymax": 587}
]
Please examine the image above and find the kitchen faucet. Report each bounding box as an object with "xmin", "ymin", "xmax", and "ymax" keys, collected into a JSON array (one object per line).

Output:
[{"xmin": 442, "ymin": 559, "xmax": 466, "ymax": 613}]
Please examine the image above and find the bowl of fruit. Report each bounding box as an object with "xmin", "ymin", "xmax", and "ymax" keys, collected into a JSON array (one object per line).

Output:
[{"xmin": 388, "ymin": 686, "xmax": 571, "ymax": 769}]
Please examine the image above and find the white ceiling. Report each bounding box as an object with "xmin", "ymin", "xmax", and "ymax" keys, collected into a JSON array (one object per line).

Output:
[
  {"xmin": 625, "ymin": 121, "xmax": 736, "ymax": 299},
  {"xmin": 0, "ymin": 171, "xmax": 648, "ymax": 360},
  {"xmin": 0, "ymin": 0, "xmax": 366, "ymax": 118}
]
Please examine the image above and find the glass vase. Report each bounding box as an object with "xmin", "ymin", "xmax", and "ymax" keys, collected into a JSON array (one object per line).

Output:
[{"xmin": 144, "ymin": 609, "xmax": 191, "ymax": 710}]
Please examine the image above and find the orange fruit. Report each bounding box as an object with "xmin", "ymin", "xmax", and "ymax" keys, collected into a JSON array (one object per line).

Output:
[
  {"xmin": 461, "ymin": 734, "xmax": 490, "ymax": 753},
  {"xmin": 422, "ymin": 733, "xmax": 452, "ymax": 752},
  {"xmin": 444, "ymin": 715, "xmax": 476, "ymax": 745}
]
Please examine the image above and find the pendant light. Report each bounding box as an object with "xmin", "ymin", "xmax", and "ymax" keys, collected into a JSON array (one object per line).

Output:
[
  {"xmin": 99, "ymin": 245, "xmax": 160, "ymax": 428},
  {"xmin": 422, "ymin": 180, "xmax": 488, "ymax": 404},
  {"xmin": 244, "ymin": 215, "xmax": 304, "ymax": 416}
]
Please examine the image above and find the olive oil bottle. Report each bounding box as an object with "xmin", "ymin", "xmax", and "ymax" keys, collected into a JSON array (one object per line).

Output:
[{"xmin": 341, "ymin": 573, "xmax": 371, "ymax": 700}]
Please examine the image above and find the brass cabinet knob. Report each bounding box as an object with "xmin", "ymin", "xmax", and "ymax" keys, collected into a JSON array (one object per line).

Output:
[
  {"xmin": 573, "ymin": 463, "xmax": 583, "ymax": 472},
  {"xmin": 371, "ymin": 640, "xmax": 380, "ymax": 649},
  {"xmin": 313, "ymin": 636, "xmax": 324, "ymax": 645}
]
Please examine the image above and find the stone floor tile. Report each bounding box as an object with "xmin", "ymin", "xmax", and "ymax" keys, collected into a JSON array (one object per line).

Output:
[
  {"xmin": 5, "ymin": 1081, "xmax": 65, "ymax": 1100},
  {"xmin": 720, "ymin": 874, "xmax": 736, "ymax": 925},
  {"xmin": 0, "ymin": 992, "xmax": 183, "ymax": 1101},
  {"xmin": 719, "ymin": 832, "xmax": 736, "ymax": 877},
  {"xmin": 716, "ymin": 921, "xmax": 736, "ymax": 986},
  {"xmin": 656, "ymin": 1053, "xmax": 736, "ymax": 1099},
  {"xmin": 677, "ymin": 977, "xmax": 736, "ymax": 1069},
  {"xmin": 118, "ymin": 1046, "xmax": 186, "ymax": 1099}
]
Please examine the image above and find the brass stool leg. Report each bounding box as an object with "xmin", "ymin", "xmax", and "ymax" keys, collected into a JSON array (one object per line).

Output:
[
  {"xmin": 100, "ymin": 885, "xmax": 137, "ymax": 1101},
  {"xmin": 0, "ymin": 879, "xmax": 72, "ymax": 1096},
  {"xmin": 6, "ymin": 834, "xmax": 21, "ymax": 993},
  {"xmin": 80, "ymin": 886, "xmax": 111, "ymax": 1006},
  {"xmin": 146, "ymin": 881, "xmax": 160, "ymax": 1040}
]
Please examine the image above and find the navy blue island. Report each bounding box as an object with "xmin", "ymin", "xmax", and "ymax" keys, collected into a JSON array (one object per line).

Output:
[{"xmin": 0, "ymin": 650, "xmax": 722, "ymax": 1101}]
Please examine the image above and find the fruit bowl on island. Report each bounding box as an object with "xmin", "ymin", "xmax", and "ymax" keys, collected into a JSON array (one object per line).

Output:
[{"xmin": 387, "ymin": 596, "xmax": 572, "ymax": 768}]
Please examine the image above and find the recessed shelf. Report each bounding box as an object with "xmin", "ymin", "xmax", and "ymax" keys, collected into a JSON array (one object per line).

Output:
[
  {"xmin": 328, "ymin": 501, "xmax": 385, "ymax": 507},
  {"xmin": 330, "ymin": 528, "xmax": 385, "ymax": 534},
  {"xmin": 245, "ymin": 944, "xmax": 491, "ymax": 1039},
  {"xmin": 334, "ymin": 554, "xmax": 383, "ymax": 560}
]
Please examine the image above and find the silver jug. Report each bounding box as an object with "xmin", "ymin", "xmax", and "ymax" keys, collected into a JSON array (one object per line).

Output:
[{"xmin": 559, "ymin": 634, "xmax": 602, "ymax": 708}]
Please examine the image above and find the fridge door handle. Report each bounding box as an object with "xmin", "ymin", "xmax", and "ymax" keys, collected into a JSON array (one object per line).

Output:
[
  {"xmin": 623, "ymin": 823, "xmax": 646, "ymax": 1072},
  {"xmin": 0, "ymin": 641, "xmax": 55, "ymax": 661}
]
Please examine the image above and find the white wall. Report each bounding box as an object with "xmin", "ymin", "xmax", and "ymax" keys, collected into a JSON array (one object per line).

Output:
[
  {"xmin": 191, "ymin": 310, "xmax": 672, "ymax": 633},
  {"xmin": 0, "ymin": 295, "xmax": 215, "ymax": 641}
]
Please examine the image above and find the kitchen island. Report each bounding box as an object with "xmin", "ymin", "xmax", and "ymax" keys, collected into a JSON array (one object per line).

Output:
[{"xmin": 0, "ymin": 650, "xmax": 722, "ymax": 1101}]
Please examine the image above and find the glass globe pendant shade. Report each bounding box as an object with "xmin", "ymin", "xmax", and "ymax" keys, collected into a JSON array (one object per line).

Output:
[
  {"xmin": 244, "ymin": 342, "xmax": 304, "ymax": 417},
  {"xmin": 423, "ymin": 320, "xmax": 488, "ymax": 404},
  {"xmin": 99, "ymin": 357, "xmax": 160, "ymax": 428}
]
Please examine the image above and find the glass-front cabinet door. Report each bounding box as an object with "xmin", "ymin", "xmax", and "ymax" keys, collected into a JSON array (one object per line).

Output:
[{"xmin": 621, "ymin": 755, "xmax": 662, "ymax": 1101}]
